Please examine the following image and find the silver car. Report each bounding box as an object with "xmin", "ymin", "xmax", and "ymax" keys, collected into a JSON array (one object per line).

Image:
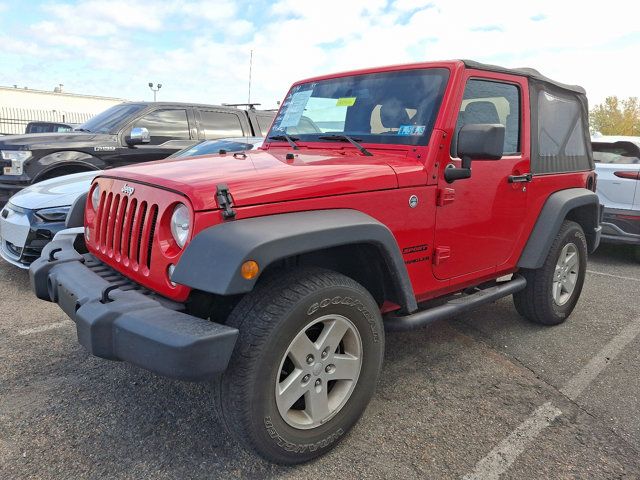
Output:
[{"xmin": 0, "ymin": 137, "xmax": 263, "ymax": 268}]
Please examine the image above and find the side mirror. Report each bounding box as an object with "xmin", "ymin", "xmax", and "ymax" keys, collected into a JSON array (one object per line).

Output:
[
  {"xmin": 125, "ymin": 127, "xmax": 150, "ymax": 146},
  {"xmin": 457, "ymin": 124, "xmax": 505, "ymax": 161},
  {"xmin": 445, "ymin": 124, "xmax": 505, "ymax": 183}
]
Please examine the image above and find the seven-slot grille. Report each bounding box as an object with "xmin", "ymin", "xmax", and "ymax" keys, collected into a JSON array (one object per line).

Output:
[{"xmin": 94, "ymin": 189, "xmax": 158, "ymax": 272}]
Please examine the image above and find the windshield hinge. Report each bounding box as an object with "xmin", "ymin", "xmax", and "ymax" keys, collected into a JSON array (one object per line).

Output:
[{"xmin": 216, "ymin": 183, "xmax": 236, "ymax": 219}]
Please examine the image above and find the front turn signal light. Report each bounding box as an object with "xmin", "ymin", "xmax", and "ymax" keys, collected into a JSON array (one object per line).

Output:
[{"xmin": 241, "ymin": 260, "xmax": 259, "ymax": 280}]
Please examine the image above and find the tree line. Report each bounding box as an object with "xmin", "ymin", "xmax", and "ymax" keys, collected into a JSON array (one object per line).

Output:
[{"xmin": 590, "ymin": 96, "xmax": 640, "ymax": 136}]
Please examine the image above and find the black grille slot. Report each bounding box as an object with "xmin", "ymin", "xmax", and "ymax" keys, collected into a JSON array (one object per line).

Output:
[
  {"xmin": 126, "ymin": 200, "xmax": 137, "ymax": 259},
  {"xmin": 135, "ymin": 202, "xmax": 147, "ymax": 263},
  {"xmin": 115, "ymin": 196, "xmax": 128, "ymax": 256},
  {"xmin": 146, "ymin": 206, "xmax": 158, "ymax": 269}
]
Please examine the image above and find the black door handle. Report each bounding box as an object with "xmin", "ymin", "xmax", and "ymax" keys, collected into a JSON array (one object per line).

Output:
[{"xmin": 508, "ymin": 173, "xmax": 532, "ymax": 183}]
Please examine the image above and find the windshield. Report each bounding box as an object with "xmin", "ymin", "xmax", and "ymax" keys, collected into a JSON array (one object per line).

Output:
[
  {"xmin": 77, "ymin": 103, "xmax": 147, "ymax": 134},
  {"xmin": 269, "ymin": 68, "xmax": 449, "ymax": 146},
  {"xmin": 169, "ymin": 139, "xmax": 262, "ymax": 158},
  {"xmin": 26, "ymin": 123, "xmax": 72, "ymax": 133}
]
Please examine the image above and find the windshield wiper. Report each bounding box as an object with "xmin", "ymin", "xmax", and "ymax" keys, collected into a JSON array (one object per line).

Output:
[
  {"xmin": 73, "ymin": 128, "xmax": 92, "ymax": 133},
  {"xmin": 317, "ymin": 135, "xmax": 373, "ymax": 156},
  {"xmin": 268, "ymin": 134, "xmax": 299, "ymax": 150}
]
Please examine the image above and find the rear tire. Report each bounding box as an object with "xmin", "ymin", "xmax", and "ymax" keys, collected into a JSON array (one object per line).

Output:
[
  {"xmin": 216, "ymin": 267, "xmax": 384, "ymax": 464},
  {"xmin": 514, "ymin": 220, "xmax": 587, "ymax": 325}
]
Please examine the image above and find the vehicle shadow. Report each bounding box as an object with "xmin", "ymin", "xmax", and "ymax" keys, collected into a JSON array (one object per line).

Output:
[{"xmin": 590, "ymin": 243, "xmax": 639, "ymax": 266}]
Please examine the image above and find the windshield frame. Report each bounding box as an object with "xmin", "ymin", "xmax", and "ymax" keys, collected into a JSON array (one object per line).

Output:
[
  {"xmin": 267, "ymin": 67, "xmax": 451, "ymax": 148},
  {"xmin": 76, "ymin": 103, "xmax": 148, "ymax": 134}
]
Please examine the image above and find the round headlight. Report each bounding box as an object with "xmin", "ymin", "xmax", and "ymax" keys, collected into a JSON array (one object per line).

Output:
[
  {"xmin": 170, "ymin": 203, "xmax": 190, "ymax": 248},
  {"xmin": 91, "ymin": 184, "xmax": 100, "ymax": 210}
]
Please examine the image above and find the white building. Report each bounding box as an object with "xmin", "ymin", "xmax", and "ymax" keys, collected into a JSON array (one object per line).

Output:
[{"xmin": 0, "ymin": 85, "xmax": 125, "ymax": 134}]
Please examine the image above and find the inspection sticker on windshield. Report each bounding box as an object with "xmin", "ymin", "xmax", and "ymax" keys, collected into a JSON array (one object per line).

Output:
[
  {"xmin": 336, "ymin": 97, "xmax": 356, "ymax": 107},
  {"xmin": 398, "ymin": 125, "xmax": 426, "ymax": 136},
  {"xmin": 280, "ymin": 90, "xmax": 313, "ymax": 127}
]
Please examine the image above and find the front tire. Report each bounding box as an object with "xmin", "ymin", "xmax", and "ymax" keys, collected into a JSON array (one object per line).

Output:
[
  {"xmin": 514, "ymin": 220, "xmax": 587, "ymax": 325},
  {"xmin": 217, "ymin": 268, "xmax": 384, "ymax": 464}
]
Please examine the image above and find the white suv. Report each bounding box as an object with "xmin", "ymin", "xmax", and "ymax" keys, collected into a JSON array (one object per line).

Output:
[{"xmin": 592, "ymin": 135, "xmax": 640, "ymax": 253}]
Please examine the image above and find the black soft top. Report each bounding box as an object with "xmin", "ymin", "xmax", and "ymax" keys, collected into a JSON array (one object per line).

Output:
[{"xmin": 462, "ymin": 59, "xmax": 585, "ymax": 94}]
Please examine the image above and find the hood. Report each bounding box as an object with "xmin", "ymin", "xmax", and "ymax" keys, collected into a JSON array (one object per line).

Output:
[
  {"xmin": 103, "ymin": 149, "xmax": 402, "ymax": 211},
  {"xmin": 0, "ymin": 132, "xmax": 115, "ymax": 150},
  {"xmin": 10, "ymin": 170, "xmax": 100, "ymax": 210}
]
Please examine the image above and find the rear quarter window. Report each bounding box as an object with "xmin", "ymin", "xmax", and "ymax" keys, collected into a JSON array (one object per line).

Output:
[
  {"xmin": 199, "ymin": 111, "xmax": 244, "ymax": 139},
  {"xmin": 255, "ymin": 114, "xmax": 275, "ymax": 136},
  {"xmin": 592, "ymin": 142, "xmax": 640, "ymax": 164},
  {"xmin": 531, "ymin": 86, "xmax": 592, "ymax": 174}
]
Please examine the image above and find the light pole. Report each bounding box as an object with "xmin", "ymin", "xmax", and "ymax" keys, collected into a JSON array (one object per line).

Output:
[{"xmin": 148, "ymin": 82, "xmax": 162, "ymax": 101}]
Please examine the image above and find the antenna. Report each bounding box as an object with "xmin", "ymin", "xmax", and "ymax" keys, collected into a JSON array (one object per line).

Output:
[{"xmin": 248, "ymin": 49, "xmax": 253, "ymax": 106}]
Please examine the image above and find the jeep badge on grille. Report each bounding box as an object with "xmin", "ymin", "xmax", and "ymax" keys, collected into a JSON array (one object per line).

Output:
[{"xmin": 121, "ymin": 184, "xmax": 135, "ymax": 195}]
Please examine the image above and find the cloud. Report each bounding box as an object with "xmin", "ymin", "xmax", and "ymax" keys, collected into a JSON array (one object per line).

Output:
[{"xmin": 0, "ymin": 0, "xmax": 636, "ymax": 110}]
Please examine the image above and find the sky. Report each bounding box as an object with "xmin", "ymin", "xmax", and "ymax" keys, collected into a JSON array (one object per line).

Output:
[{"xmin": 0, "ymin": 0, "xmax": 637, "ymax": 109}]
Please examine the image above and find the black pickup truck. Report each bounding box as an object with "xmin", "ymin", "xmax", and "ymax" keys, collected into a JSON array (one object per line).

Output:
[{"xmin": 0, "ymin": 102, "xmax": 274, "ymax": 205}]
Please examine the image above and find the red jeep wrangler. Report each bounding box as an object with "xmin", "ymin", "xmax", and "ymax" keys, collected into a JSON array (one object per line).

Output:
[{"xmin": 31, "ymin": 60, "xmax": 601, "ymax": 464}]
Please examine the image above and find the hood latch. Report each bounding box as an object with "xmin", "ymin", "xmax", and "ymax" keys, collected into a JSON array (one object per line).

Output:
[{"xmin": 216, "ymin": 183, "xmax": 236, "ymax": 219}]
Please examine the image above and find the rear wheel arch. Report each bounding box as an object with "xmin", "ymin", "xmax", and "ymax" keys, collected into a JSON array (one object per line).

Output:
[
  {"xmin": 518, "ymin": 188, "xmax": 600, "ymax": 269},
  {"xmin": 565, "ymin": 203, "xmax": 599, "ymax": 247}
]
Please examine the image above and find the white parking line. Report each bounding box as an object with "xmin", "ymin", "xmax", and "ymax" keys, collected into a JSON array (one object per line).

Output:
[
  {"xmin": 586, "ymin": 270, "xmax": 640, "ymax": 283},
  {"xmin": 462, "ymin": 402, "xmax": 562, "ymax": 480},
  {"xmin": 561, "ymin": 318, "xmax": 640, "ymax": 400},
  {"xmin": 18, "ymin": 321, "xmax": 70, "ymax": 336},
  {"xmin": 462, "ymin": 317, "xmax": 640, "ymax": 479}
]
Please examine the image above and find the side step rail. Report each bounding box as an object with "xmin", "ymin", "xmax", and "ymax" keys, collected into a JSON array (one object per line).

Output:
[{"xmin": 384, "ymin": 275, "xmax": 527, "ymax": 332}]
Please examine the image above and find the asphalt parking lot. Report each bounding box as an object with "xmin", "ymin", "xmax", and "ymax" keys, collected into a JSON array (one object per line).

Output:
[{"xmin": 1, "ymin": 245, "xmax": 639, "ymax": 479}]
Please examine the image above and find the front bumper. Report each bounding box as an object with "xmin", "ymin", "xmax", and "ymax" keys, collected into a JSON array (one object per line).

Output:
[
  {"xmin": 29, "ymin": 237, "xmax": 239, "ymax": 381},
  {"xmin": 600, "ymin": 207, "xmax": 640, "ymax": 246},
  {"xmin": 0, "ymin": 203, "xmax": 67, "ymax": 268}
]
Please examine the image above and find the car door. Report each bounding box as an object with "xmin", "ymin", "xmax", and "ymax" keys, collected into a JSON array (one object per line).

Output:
[
  {"xmin": 433, "ymin": 72, "xmax": 530, "ymax": 280},
  {"xmin": 115, "ymin": 107, "xmax": 198, "ymax": 166}
]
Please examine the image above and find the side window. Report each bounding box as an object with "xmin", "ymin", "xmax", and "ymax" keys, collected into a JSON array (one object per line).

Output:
[
  {"xmin": 452, "ymin": 79, "xmax": 520, "ymax": 157},
  {"xmin": 133, "ymin": 109, "xmax": 190, "ymax": 145},
  {"xmin": 199, "ymin": 111, "xmax": 244, "ymax": 139},
  {"xmin": 255, "ymin": 114, "xmax": 274, "ymax": 136}
]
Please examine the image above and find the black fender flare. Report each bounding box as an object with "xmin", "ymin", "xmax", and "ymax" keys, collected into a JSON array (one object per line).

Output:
[
  {"xmin": 32, "ymin": 151, "xmax": 104, "ymax": 182},
  {"xmin": 172, "ymin": 209, "xmax": 418, "ymax": 313},
  {"xmin": 518, "ymin": 188, "xmax": 601, "ymax": 269}
]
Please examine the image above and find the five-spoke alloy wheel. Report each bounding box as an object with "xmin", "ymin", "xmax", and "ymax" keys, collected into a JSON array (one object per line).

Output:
[{"xmin": 276, "ymin": 314, "xmax": 363, "ymax": 429}]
